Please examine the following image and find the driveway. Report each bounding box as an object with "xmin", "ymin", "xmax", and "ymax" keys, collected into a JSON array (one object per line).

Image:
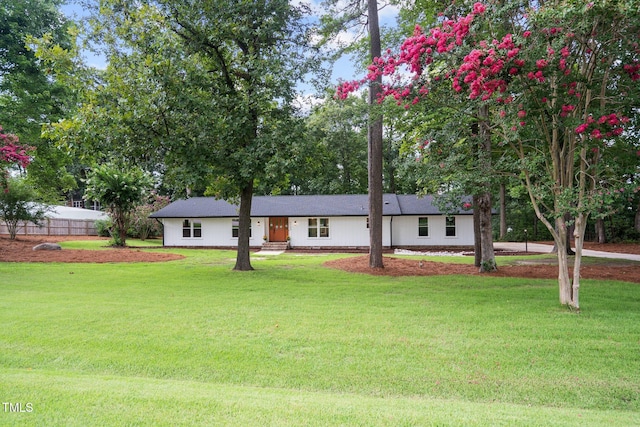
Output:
[{"xmin": 494, "ymin": 242, "xmax": 640, "ymax": 262}]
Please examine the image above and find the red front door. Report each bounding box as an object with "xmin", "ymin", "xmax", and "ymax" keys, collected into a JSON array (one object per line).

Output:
[{"xmin": 268, "ymin": 217, "xmax": 288, "ymax": 242}]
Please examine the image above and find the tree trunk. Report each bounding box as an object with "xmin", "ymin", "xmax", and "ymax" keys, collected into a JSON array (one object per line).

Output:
[
  {"xmin": 233, "ymin": 181, "xmax": 254, "ymax": 271},
  {"xmin": 565, "ymin": 213, "xmax": 575, "ymax": 255},
  {"xmin": 571, "ymin": 212, "xmax": 588, "ymax": 310},
  {"xmin": 478, "ymin": 191, "xmax": 496, "ymax": 271},
  {"xmin": 595, "ymin": 217, "xmax": 606, "ymax": 244},
  {"xmin": 551, "ymin": 213, "xmax": 575, "ymax": 255},
  {"xmin": 635, "ymin": 197, "xmax": 640, "ymax": 233},
  {"xmin": 477, "ymin": 105, "xmax": 496, "ymax": 272},
  {"xmin": 499, "ymin": 182, "xmax": 507, "ymax": 240},
  {"xmin": 385, "ymin": 125, "xmax": 397, "ymax": 194},
  {"xmin": 555, "ymin": 216, "xmax": 574, "ymax": 307},
  {"xmin": 367, "ymin": 0, "xmax": 384, "ymax": 269},
  {"xmin": 7, "ymin": 219, "xmax": 18, "ymax": 240},
  {"xmin": 473, "ymin": 194, "xmax": 481, "ymax": 268},
  {"xmin": 113, "ymin": 207, "xmax": 128, "ymax": 247}
]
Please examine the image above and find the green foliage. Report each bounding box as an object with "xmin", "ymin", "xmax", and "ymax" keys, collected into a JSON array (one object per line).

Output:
[
  {"xmin": 93, "ymin": 218, "xmax": 112, "ymax": 238},
  {"xmin": 0, "ymin": 0, "xmax": 79, "ymax": 200},
  {"xmin": 295, "ymin": 94, "xmax": 369, "ymax": 194},
  {"xmin": 84, "ymin": 163, "xmax": 153, "ymax": 247},
  {"xmin": 56, "ymin": 0, "xmax": 314, "ymax": 198},
  {"xmin": 0, "ymin": 177, "xmax": 49, "ymax": 239}
]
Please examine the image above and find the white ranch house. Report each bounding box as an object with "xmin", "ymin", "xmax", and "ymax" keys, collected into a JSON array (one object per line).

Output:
[{"xmin": 150, "ymin": 194, "xmax": 475, "ymax": 250}]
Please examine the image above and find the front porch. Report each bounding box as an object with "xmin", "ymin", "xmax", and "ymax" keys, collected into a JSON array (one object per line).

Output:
[{"xmin": 260, "ymin": 240, "xmax": 290, "ymax": 252}]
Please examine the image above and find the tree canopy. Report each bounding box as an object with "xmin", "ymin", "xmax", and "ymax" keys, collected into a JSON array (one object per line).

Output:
[
  {"xmin": 0, "ymin": 0, "xmax": 77, "ymax": 200},
  {"xmin": 37, "ymin": 0, "xmax": 316, "ymax": 269}
]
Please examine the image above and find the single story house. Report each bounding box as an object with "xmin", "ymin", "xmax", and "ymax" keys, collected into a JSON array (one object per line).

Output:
[{"xmin": 150, "ymin": 194, "xmax": 474, "ymax": 250}]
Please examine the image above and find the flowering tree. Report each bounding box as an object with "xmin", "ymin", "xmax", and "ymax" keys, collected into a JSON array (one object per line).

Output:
[
  {"xmin": 0, "ymin": 127, "xmax": 40, "ymax": 240},
  {"xmin": 1, "ymin": 126, "xmax": 32, "ymax": 190},
  {"xmin": 130, "ymin": 193, "xmax": 170, "ymax": 241},
  {"xmin": 338, "ymin": 1, "xmax": 640, "ymax": 309}
]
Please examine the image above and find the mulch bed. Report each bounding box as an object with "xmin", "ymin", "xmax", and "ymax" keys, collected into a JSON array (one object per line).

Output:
[
  {"xmin": 0, "ymin": 235, "xmax": 184, "ymax": 263},
  {"xmin": 2, "ymin": 235, "xmax": 639, "ymax": 283},
  {"xmin": 323, "ymin": 253, "xmax": 640, "ymax": 284}
]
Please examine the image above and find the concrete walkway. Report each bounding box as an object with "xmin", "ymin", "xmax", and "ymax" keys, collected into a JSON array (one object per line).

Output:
[
  {"xmin": 253, "ymin": 250, "xmax": 285, "ymax": 256},
  {"xmin": 494, "ymin": 242, "xmax": 640, "ymax": 262}
]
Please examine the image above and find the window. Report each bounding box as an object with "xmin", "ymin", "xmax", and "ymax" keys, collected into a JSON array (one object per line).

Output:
[
  {"xmin": 446, "ymin": 217, "xmax": 456, "ymax": 237},
  {"xmin": 182, "ymin": 219, "xmax": 202, "ymax": 238},
  {"xmin": 193, "ymin": 221, "xmax": 202, "ymax": 238},
  {"xmin": 308, "ymin": 218, "xmax": 329, "ymax": 238},
  {"xmin": 418, "ymin": 217, "xmax": 429, "ymax": 237},
  {"xmin": 231, "ymin": 218, "xmax": 251, "ymax": 238}
]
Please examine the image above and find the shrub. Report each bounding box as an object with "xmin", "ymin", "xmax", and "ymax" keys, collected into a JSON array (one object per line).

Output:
[{"xmin": 129, "ymin": 193, "xmax": 170, "ymax": 240}]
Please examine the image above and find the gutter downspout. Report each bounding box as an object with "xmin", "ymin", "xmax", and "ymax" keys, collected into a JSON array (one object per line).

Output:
[
  {"xmin": 154, "ymin": 218, "xmax": 164, "ymax": 246},
  {"xmin": 389, "ymin": 216, "xmax": 393, "ymax": 249}
]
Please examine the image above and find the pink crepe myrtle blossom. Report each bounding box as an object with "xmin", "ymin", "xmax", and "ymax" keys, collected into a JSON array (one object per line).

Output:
[
  {"xmin": 472, "ymin": 2, "xmax": 486, "ymax": 15},
  {"xmin": 335, "ymin": 0, "xmax": 637, "ymax": 135},
  {"xmin": 623, "ymin": 63, "xmax": 640, "ymax": 81},
  {"xmin": 560, "ymin": 104, "xmax": 575, "ymax": 117},
  {"xmin": 575, "ymin": 113, "xmax": 628, "ymax": 138},
  {"xmin": 0, "ymin": 143, "xmax": 32, "ymax": 168},
  {"xmin": 575, "ymin": 123, "xmax": 589, "ymax": 134},
  {"xmin": 536, "ymin": 59, "xmax": 549, "ymax": 69},
  {"xmin": 1, "ymin": 127, "xmax": 32, "ymax": 169}
]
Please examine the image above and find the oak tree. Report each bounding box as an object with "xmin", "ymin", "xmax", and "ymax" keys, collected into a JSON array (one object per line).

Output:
[{"xmin": 38, "ymin": 0, "xmax": 314, "ymax": 270}]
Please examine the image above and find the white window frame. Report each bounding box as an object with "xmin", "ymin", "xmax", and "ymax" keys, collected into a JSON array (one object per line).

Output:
[
  {"xmin": 308, "ymin": 218, "xmax": 330, "ymax": 238},
  {"xmin": 182, "ymin": 219, "xmax": 202, "ymax": 239},
  {"xmin": 418, "ymin": 217, "xmax": 429, "ymax": 237},
  {"xmin": 445, "ymin": 216, "xmax": 456, "ymax": 237},
  {"xmin": 231, "ymin": 218, "xmax": 251, "ymax": 238}
]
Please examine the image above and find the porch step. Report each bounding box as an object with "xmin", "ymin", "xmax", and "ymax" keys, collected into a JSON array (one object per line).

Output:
[{"xmin": 261, "ymin": 241, "xmax": 289, "ymax": 251}]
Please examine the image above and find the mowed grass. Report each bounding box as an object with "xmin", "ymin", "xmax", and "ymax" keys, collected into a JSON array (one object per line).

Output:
[{"xmin": 1, "ymin": 243, "xmax": 639, "ymax": 426}]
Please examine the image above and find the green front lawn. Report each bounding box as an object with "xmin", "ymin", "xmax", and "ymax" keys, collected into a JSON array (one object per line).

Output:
[{"xmin": 1, "ymin": 245, "xmax": 639, "ymax": 426}]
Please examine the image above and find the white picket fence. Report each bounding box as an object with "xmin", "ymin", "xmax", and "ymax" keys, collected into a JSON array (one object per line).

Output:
[{"xmin": 0, "ymin": 218, "xmax": 99, "ymax": 236}]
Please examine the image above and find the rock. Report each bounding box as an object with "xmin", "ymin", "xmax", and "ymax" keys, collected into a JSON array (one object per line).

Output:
[{"xmin": 32, "ymin": 242, "xmax": 62, "ymax": 251}]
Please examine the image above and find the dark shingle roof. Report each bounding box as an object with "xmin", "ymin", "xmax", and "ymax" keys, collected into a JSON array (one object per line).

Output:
[
  {"xmin": 150, "ymin": 194, "xmax": 470, "ymax": 218},
  {"xmin": 396, "ymin": 194, "xmax": 471, "ymax": 215}
]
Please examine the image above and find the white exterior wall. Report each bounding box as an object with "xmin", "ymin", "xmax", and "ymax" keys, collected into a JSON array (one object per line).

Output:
[
  {"xmin": 161, "ymin": 217, "xmax": 265, "ymax": 247},
  {"xmin": 392, "ymin": 215, "xmax": 474, "ymax": 246},
  {"xmin": 161, "ymin": 215, "xmax": 472, "ymax": 247},
  {"xmin": 288, "ymin": 216, "xmax": 391, "ymax": 248}
]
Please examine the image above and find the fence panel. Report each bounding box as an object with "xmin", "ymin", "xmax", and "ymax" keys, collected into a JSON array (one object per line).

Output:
[{"xmin": 0, "ymin": 218, "xmax": 99, "ymax": 236}]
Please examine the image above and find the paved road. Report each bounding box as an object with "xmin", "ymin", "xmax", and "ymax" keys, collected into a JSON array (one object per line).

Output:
[{"xmin": 494, "ymin": 242, "xmax": 640, "ymax": 262}]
